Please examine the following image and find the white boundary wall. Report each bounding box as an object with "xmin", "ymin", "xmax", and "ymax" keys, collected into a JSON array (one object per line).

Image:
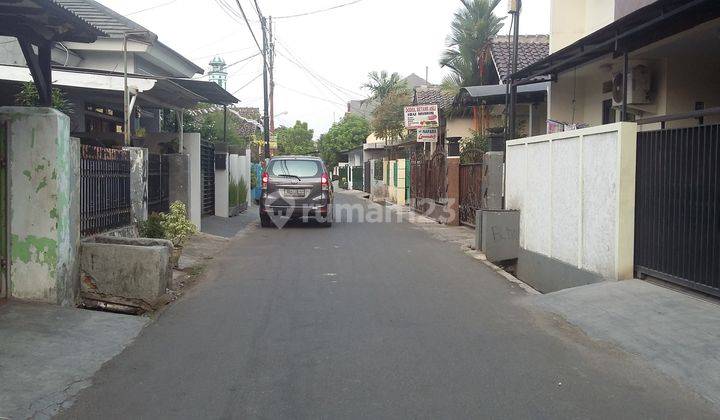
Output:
[
  {"xmin": 505, "ymin": 122, "xmax": 637, "ymax": 280},
  {"xmin": 228, "ymin": 151, "xmax": 252, "ymax": 205},
  {"xmin": 182, "ymin": 133, "xmax": 202, "ymax": 229}
]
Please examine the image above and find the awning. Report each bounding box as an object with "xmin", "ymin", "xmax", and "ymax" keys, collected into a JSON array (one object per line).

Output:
[
  {"xmin": 511, "ymin": 0, "xmax": 720, "ymax": 83},
  {"xmin": 0, "ymin": 0, "xmax": 105, "ymax": 43},
  {"xmin": 0, "ymin": 64, "xmax": 239, "ymax": 108},
  {"xmin": 171, "ymin": 79, "xmax": 238, "ymax": 106},
  {"xmin": 455, "ymin": 82, "xmax": 549, "ymax": 107}
]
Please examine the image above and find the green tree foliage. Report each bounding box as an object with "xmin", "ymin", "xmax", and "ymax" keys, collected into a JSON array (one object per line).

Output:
[
  {"xmin": 14, "ymin": 82, "xmax": 73, "ymax": 115},
  {"xmin": 362, "ymin": 71, "xmax": 408, "ymax": 101},
  {"xmin": 460, "ymin": 130, "xmax": 489, "ymax": 164},
  {"xmin": 317, "ymin": 114, "xmax": 371, "ymax": 169},
  {"xmin": 276, "ymin": 120, "xmax": 316, "ymax": 156},
  {"xmin": 371, "ymin": 90, "xmax": 412, "ymax": 143},
  {"xmin": 440, "ymin": 0, "xmax": 505, "ymax": 93},
  {"xmin": 162, "ymin": 107, "xmax": 249, "ymax": 147}
]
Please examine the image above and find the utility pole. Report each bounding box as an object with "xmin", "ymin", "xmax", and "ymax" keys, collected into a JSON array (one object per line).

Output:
[
  {"xmin": 508, "ymin": 0, "xmax": 521, "ymax": 141},
  {"xmin": 268, "ymin": 17, "xmax": 275, "ymax": 134},
  {"xmin": 261, "ymin": 16, "xmax": 271, "ymax": 159}
]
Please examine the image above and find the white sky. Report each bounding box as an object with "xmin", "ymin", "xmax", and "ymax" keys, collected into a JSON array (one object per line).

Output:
[{"xmin": 97, "ymin": 0, "xmax": 550, "ymax": 137}]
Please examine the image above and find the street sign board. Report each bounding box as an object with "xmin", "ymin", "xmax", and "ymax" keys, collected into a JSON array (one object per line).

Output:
[
  {"xmin": 404, "ymin": 104, "xmax": 439, "ymax": 129},
  {"xmin": 417, "ymin": 127, "xmax": 438, "ymax": 142}
]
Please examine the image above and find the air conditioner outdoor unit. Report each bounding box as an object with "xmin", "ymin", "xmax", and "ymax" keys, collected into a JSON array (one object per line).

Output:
[{"xmin": 612, "ymin": 64, "xmax": 652, "ymax": 106}]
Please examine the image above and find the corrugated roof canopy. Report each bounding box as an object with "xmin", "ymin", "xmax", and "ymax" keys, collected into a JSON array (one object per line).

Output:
[
  {"xmin": 0, "ymin": 0, "xmax": 105, "ymax": 42},
  {"xmin": 455, "ymin": 82, "xmax": 549, "ymax": 107},
  {"xmin": 171, "ymin": 79, "xmax": 239, "ymax": 106}
]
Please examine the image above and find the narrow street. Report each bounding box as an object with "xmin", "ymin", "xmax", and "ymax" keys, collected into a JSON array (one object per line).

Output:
[{"xmin": 58, "ymin": 192, "xmax": 716, "ymax": 419}]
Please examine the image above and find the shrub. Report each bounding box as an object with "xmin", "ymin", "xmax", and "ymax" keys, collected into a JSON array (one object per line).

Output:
[
  {"xmin": 229, "ymin": 177, "xmax": 248, "ymax": 208},
  {"xmin": 160, "ymin": 201, "xmax": 197, "ymax": 247},
  {"xmin": 139, "ymin": 212, "xmax": 165, "ymax": 238},
  {"xmin": 15, "ymin": 82, "xmax": 73, "ymax": 115}
]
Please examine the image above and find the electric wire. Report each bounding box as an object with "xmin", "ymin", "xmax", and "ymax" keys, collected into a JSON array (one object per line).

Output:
[
  {"xmin": 231, "ymin": 73, "xmax": 263, "ymax": 94},
  {"xmin": 126, "ymin": 0, "xmax": 178, "ymax": 16},
  {"xmin": 276, "ymin": 83, "xmax": 345, "ymax": 107},
  {"xmin": 274, "ymin": 0, "xmax": 365, "ymax": 19}
]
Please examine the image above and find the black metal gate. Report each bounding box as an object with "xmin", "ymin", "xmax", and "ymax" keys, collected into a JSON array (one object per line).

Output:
[
  {"xmin": 148, "ymin": 153, "xmax": 170, "ymax": 214},
  {"xmin": 363, "ymin": 161, "xmax": 371, "ymax": 193},
  {"xmin": 635, "ymin": 124, "xmax": 720, "ymax": 297},
  {"xmin": 80, "ymin": 145, "xmax": 132, "ymax": 236},
  {"xmin": 201, "ymin": 140, "xmax": 215, "ymax": 216}
]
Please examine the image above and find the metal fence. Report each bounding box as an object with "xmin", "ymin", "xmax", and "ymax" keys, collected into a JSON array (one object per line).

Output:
[
  {"xmin": 81, "ymin": 145, "xmax": 131, "ymax": 236},
  {"xmin": 148, "ymin": 153, "xmax": 170, "ymax": 214},
  {"xmin": 635, "ymin": 124, "xmax": 720, "ymax": 297},
  {"xmin": 410, "ymin": 151, "xmax": 446, "ymax": 214},
  {"xmin": 363, "ymin": 161, "xmax": 371, "ymax": 193},
  {"xmin": 459, "ymin": 161, "xmax": 484, "ymax": 227},
  {"xmin": 200, "ymin": 140, "xmax": 215, "ymax": 216}
]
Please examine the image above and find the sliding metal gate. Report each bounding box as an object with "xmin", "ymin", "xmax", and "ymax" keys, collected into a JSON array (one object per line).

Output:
[
  {"xmin": 634, "ymin": 124, "xmax": 720, "ymax": 297},
  {"xmin": 200, "ymin": 140, "xmax": 215, "ymax": 216},
  {"xmin": 147, "ymin": 153, "xmax": 170, "ymax": 214}
]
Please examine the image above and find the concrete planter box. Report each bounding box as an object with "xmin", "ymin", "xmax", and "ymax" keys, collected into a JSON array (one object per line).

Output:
[{"xmin": 79, "ymin": 236, "xmax": 173, "ymax": 309}]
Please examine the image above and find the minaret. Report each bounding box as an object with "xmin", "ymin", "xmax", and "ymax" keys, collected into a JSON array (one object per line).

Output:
[{"xmin": 208, "ymin": 56, "xmax": 227, "ymax": 89}]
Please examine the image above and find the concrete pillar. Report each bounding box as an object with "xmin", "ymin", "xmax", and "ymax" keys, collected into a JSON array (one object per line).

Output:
[
  {"xmin": 167, "ymin": 153, "xmax": 190, "ymax": 212},
  {"xmin": 1, "ymin": 107, "xmax": 80, "ymax": 306},
  {"xmin": 124, "ymin": 147, "xmax": 148, "ymax": 223},
  {"xmin": 445, "ymin": 156, "xmax": 460, "ymax": 226},
  {"xmin": 183, "ymin": 133, "xmax": 202, "ymax": 229},
  {"xmin": 215, "ymin": 153, "xmax": 229, "ymax": 218}
]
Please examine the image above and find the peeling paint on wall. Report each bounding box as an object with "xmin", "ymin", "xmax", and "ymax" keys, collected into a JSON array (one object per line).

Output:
[{"xmin": 11, "ymin": 234, "xmax": 58, "ymax": 275}]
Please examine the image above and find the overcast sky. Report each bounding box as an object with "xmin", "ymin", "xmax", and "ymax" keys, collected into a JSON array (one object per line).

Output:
[{"xmin": 98, "ymin": 0, "xmax": 550, "ymax": 137}]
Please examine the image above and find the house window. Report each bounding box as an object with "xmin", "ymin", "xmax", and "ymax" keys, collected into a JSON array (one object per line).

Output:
[{"xmin": 602, "ymin": 99, "xmax": 616, "ymax": 125}]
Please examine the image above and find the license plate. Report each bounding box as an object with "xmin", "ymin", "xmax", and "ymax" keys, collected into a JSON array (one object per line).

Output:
[{"xmin": 284, "ymin": 188, "xmax": 306, "ymax": 198}]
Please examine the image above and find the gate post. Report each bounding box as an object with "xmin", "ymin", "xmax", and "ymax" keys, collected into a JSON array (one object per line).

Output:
[
  {"xmin": 1, "ymin": 107, "xmax": 80, "ymax": 305},
  {"xmin": 124, "ymin": 147, "xmax": 149, "ymax": 223}
]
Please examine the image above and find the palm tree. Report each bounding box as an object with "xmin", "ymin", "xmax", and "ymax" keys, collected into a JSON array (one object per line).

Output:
[
  {"xmin": 362, "ymin": 71, "xmax": 408, "ymax": 102},
  {"xmin": 440, "ymin": 0, "xmax": 505, "ymax": 93}
]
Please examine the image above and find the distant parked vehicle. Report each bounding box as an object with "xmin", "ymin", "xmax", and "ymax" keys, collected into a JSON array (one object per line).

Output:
[{"xmin": 259, "ymin": 156, "xmax": 334, "ymax": 227}]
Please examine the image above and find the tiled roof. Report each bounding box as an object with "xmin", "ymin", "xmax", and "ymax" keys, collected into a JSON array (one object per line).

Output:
[
  {"xmin": 489, "ymin": 35, "xmax": 549, "ymax": 82},
  {"xmin": 231, "ymin": 107, "xmax": 261, "ymax": 137},
  {"xmin": 413, "ymin": 87, "xmax": 455, "ymax": 111},
  {"xmin": 54, "ymin": 0, "xmax": 149, "ymax": 37}
]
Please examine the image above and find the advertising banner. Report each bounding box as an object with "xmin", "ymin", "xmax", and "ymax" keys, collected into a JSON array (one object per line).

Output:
[{"xmin": 404, "ymin": 104, "xmax": 439, "ymax": 129}]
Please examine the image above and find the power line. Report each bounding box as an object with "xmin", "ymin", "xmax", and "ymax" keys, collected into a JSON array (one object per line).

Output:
[
  {"xmin": 126, "ymin": 0, "xmax": 177, "ymax": 16},
  {"xmin": 231, "ymin": 0, "xmax": 263, "ymax": 55},
  {"xmin": 274, "ymin": 0, "xmax": 366, "ymax": 19},
  {"xmin": 231, "ymin": 73, "xmax": 263, "ymax": 94},
  {"xmin": 275, "ymin": 50, "xmax": 347, "ymax": 104},
  {"xmin": 192, "ymin": 53, "xmax": 260, "ymax": 79},
  {"xmin": 277, "ymin": 83, "xmax": 345, "ymax": 107}
]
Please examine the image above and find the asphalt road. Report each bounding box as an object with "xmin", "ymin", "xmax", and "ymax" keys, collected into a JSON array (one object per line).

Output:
[{"xmin": 58, "ymin": 192, "xmax": 717, "ymax": 419}]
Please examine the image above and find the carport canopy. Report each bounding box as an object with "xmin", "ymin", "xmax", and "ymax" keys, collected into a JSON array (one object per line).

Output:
[{"xmin": 0, "ymin": 0, "xmax": 105, "ymax": 106}]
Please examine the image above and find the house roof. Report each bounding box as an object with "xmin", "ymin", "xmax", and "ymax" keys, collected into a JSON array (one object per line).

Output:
[
  {"xmin": 455, "ymin": 82, "xmax": 549, "ymax": 107},
  {"xmin": 512, "ymin": 0, "xmax": 720, "ymax": 83},
  {"xmin": 489, "ymin": 34, "xmax": 549, "ymax": 82},
  {"xmin": 231, "ymin": 107, "xmax": 261, "ymax": 137},
  {"xmin": 413, "ymin": 87, "xmax": 454, "ymax": 111},
  {"xmin": 54, "ymin": 0, "xmax": 203, "ymax": 75},
  {"xmin": 171, "ymin": 78, "xmax": 238, "ymax": 105},
  {"xmin": 0, "ymin": 0, "xmax": 105, "ymax": 43}
]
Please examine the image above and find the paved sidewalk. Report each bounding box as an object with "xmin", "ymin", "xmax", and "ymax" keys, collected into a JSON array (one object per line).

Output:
[
  {"xmin": 0, "ymin": 301, "xmax": 148, "ymax": 419},
  {"xmin": 201, "ymin": 205, "xmax": 259, "ymax": 238},
  {"xmin": 531, "ymin": 280, "xmax": 720, "ymax": 410}
]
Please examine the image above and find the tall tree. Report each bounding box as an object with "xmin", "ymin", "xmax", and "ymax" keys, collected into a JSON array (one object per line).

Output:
[
  {"xmin": 318, "ymin": 114, "xmax": 371, "ymax": 169},
  {"xmin": 362, "ymin": 71, "xmax": 408, "ymax": 102},
  {"xmin": 440, "ymin": 0, "xmax": 505, "ymax": 93},
  {"xmin": 276, "ymin": 120, "xmax": 316, "ymax": 155},
  {"xmin": 370, "ymin": 90, "xmax": 412, "ymax": 143}
]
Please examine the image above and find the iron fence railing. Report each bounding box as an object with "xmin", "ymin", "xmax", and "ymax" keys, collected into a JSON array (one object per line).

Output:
[
  {"xmin": 459, "ymin": 161, "xmax": 484, "ymax": 227},
  {"xmin": 635, "ymin": 124, "xmax": 720, "ymax": 297},
  {"xmin": 81, "ymin": 145, "xmax": 131, "ymax": 236},
  {"xmin": 410, "ymin": 150, "xmax": 446, "ymax": 215},
  {"xmin": 201, "ymin": 140, "xmax": 215, "ymax": 216},
  {"xmin": 148, "ymin": 153, "xmax": 170, "ymax": 214}
]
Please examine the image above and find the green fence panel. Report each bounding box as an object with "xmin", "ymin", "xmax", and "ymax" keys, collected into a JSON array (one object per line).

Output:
[{"xmin": 393, "ymin": 162, "xmax": 398, "ymax": 187}]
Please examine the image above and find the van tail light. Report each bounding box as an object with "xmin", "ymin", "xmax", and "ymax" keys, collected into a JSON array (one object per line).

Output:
[
  {"xmin": 261, "ymin": 172, "xmax": 269, "ymax": 189},
  {"xmin": 321, "ymin": 173, "xmax": 329, "ymax": 191}
]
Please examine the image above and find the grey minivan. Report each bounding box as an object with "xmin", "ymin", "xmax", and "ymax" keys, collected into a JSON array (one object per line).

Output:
[{"xmin": 259, "ymin": 156, "xmax": 334, "ymax": 227}]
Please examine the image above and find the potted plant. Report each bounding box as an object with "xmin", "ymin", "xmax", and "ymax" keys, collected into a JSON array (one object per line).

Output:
[{"xmin": 160, "ymin": 201, "xmax": 197, "ymax": 268}]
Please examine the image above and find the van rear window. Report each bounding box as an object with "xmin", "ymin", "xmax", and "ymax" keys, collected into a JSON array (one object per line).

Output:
[{"xmin": 268, "ymin": 160, "xmax": 322, "ymax": 178}]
